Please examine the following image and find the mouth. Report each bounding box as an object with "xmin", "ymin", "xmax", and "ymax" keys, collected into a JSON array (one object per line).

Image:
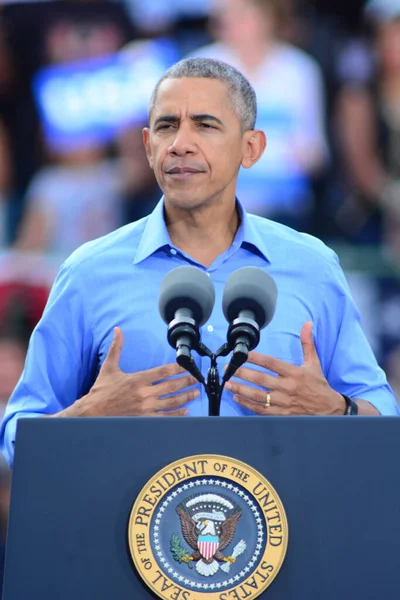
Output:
[{"xmin": 165, "ymin": 167, "xmax": 205, "ymax": 180}]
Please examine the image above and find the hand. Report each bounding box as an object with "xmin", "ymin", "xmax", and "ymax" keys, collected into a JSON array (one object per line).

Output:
[
  {"xmin": 73, "ymin": 327, "xmax": 199, "ymax": 417},
  {"xmin": 224, "ymin": 322, "xmax": 344, "ymax": 416}
]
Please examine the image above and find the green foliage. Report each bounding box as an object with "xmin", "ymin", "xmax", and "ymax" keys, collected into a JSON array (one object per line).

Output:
[{"xmin": 170, "ymin": 535, "xmax": 193, "ymax": 568}]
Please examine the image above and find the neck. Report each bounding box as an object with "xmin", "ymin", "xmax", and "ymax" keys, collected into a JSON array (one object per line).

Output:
[
  {"xmin": 234, "ymin": 38, "xmax": 277, "ymax": 71},
  {"xmin": 165, "ymin": 197, "xmax": 240, "ymax": 268}
]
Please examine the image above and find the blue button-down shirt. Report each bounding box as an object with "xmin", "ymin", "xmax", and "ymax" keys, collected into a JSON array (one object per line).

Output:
[{"xmin": 1, "ymin": 199, "xmax": 398, "ymax": 465}]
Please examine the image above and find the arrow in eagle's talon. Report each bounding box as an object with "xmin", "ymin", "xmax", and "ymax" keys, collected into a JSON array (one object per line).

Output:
[{"xmin": 224, "ymin": 556, "xmax": 236, "ymax": 565}]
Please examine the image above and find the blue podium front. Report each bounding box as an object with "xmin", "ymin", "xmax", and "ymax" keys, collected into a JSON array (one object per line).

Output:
[{"xmin": 3, "ymin": 416, "xmax": 400, "ymax": 599}]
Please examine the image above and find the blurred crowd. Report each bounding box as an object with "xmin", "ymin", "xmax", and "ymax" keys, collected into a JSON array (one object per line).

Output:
[{"xmin": 0, "ymin": 0, "xmax": 400, "ymax": 589}]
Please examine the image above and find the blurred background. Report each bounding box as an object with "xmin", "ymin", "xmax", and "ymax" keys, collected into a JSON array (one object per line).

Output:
[{"xmin": 0, "ymin": 0, "xmax": 400, "ymax": 587}]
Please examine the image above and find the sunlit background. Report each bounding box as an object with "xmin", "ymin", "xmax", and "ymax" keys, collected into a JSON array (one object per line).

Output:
[{"xmin": 0, "ymin": 0, "xmax": 400, "ymax": 587}]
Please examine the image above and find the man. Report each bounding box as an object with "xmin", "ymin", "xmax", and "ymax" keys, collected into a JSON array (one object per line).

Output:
[{"xmin": 1, "ymin": 58, "xmax": 398, "ymax": 467}]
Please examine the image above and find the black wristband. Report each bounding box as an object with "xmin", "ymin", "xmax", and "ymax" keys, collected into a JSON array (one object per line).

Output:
[{"xmin": 342, "ymin": 394, "xmax": 358, "ymax": 415}]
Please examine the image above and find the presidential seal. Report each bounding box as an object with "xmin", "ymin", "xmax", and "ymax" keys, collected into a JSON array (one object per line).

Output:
[{"xmin": 128, "ymin": 455, "xmax": 288, "ymax": 599}]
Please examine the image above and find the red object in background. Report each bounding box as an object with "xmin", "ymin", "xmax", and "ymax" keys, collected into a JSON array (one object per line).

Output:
[{"xmin": 0, "ymin": 282, "xmax": 49, "ymax": 333}]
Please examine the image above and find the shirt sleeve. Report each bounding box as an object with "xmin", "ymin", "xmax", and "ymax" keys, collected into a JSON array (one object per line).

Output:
[
  {"xmin": 0, "ymin": 260, "xmax": 96, "ymax": 467},
  {"xmin": 317, "ymin": 252, "xmax": 399, "ymax": 416}
]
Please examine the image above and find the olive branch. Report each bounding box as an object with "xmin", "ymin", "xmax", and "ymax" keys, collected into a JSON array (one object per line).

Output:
[{"xmin": 170, "ymin": 534, "xmax": 194, "ymax": 568}]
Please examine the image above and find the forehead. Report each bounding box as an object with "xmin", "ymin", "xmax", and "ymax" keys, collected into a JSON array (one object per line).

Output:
[{"xmin": 151, "ymin": 77, "xmax": 236, "ymax": 120}]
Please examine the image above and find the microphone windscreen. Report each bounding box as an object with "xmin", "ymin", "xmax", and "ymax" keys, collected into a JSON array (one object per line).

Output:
[
  {"xmin": 222, "ymin": 267, "xmax": 277, "ymax": 329},
  {"xmin": 159, "ymin": 266, "xmax": 215, "ymax": 327}
]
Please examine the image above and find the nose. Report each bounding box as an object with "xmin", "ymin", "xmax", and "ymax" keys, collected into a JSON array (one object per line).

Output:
[{"xmin": 168, "ymin": 123, "xmax": 197, "ymax": 156}]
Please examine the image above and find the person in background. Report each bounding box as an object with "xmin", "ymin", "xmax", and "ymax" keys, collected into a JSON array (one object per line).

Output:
[
  {"xmin": 115, "ymin": 124, "xmax": 161, "ymax": 225},
  {"xmin": 0, "ymin": 336, "xmax": 26, "ymax": 424},
  {"xmin": 13, "ymin": 141, "xmax": 125, "ymax": 259},
  {"xmin": 335, "ymin": 0, "xmax": 400, "ymax": 252},
  {"xmin": 13, "ymin": 125, "xmax": 165, "ymax": 259},
  {"xmin": 0, "ymin": 294, "xmax": 31, "ymax": 422},
  {"xmin": 0, "ymin": 0, "xmax": 135, "ymax": 245},
  {"xmin": 0, "ymin": 120, "xmax": 11, "ymax": 247},
  {"xmin": 190, "ymin": 0, "xmax": 328, "ymax": 231}
]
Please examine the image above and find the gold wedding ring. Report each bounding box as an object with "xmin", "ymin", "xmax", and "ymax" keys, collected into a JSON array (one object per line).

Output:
[{"xmin": 265, "ymin": 392, "xmax": 271, "ymax": 409}]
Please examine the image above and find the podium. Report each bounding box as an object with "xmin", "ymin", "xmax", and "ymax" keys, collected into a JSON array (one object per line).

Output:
[{"xmin": 3, "ymin": 416, "xmax": 400, "ymax": 599}]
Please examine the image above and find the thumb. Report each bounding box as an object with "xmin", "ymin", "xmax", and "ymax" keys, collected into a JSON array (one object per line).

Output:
[
  {"xmin": 101, "ymin": 327, "xmax": 124, "ymax": 374},
  {"xmin": 300, "ymin": 322, "xmax": 318, "ymax": 366}
]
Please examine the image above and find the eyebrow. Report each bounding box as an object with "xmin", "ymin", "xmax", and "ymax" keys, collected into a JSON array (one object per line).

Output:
[{"xmin": 153, "ymin": 114, "xmax": 224, "ymax": 127}]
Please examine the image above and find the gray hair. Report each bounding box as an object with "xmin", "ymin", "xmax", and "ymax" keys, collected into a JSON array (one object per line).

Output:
[{"xmin": 148, "ymin": 58, "xmax": 257, "ymax": 132}]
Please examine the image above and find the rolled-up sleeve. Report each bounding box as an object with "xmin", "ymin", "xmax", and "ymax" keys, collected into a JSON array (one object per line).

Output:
[
  {"xmin": 0, "ymin": 261, "xmax": 96, "ymax": 467},
  {"xmin": 318, "ymin": 252, "xmax": 399, "ymax": 415}
]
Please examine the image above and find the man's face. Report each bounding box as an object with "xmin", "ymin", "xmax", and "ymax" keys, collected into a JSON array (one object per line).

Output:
[{"xmin": 143, "ymin": 77, "xmax": 254, "ymax": 211}]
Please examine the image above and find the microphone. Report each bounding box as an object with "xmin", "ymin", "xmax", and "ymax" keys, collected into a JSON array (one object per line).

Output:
[
  {"xmin": 222, "ymin": 267, "xmax": 277, "ymax": 383},
  {"xmin": 159, "ymin": 266, "xmax": 215, "ymax": 380}
]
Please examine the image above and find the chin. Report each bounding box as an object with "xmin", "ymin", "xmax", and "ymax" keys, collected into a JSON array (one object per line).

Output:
[
  {"xmin": 165, "ymin": 191, "xmax": 210, "ymax": 211},
  {"xmin": 168, "ymin": 199, "xmax": 206, "ymax": 212}
]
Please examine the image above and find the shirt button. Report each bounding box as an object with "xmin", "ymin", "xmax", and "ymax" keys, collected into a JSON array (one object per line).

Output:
[
  {"xmin": 170, "ymin": 248, "xmax": 177, "ymax": 255},
  {"xmin": 207, "ymin": 325, "xmax": 214, "ymax": 333}
]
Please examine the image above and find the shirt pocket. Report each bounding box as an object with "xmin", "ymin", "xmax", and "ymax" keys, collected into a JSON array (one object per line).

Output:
[{"xmin": 258, "ymin": 331, "xmax": 303, "ymax": 366}]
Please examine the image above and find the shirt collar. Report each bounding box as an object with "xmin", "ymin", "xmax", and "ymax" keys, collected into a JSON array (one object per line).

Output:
[
  {"xmin": 133, "ymin": 197, "xmax": 271, "ymax": 265},
  {"xmin": 236, "ymin": 199, "xmax": 271, "ymax": 263},
  {"xmin": 133, "ymin": 198, "xmax": 171, "ymax": 265}
]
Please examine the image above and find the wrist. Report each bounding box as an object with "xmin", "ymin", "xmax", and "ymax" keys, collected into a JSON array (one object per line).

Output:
[
  {"xmin": 342, "ymin": 394, "xmax": 359, "ymax": 415},
  {"xmin": 331, "ymin": 390, "xmax": 347, "ymax": 415},
  {"xmin": 53, "ymin": 395, "xmax": 92, "ymax": 418},
  {"xmin": 73, "ymin": 393, "xmax": 98, "ymax": 417}
]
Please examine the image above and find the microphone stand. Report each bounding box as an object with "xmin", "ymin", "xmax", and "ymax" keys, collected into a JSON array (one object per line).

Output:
[
  {"xmin": 195, "ymin": 342, "xmax": 230, "ymax": 416},
  {"xmin": 191, "ymin": 314, "xmax": 260, "ymax": 415},
  {"xmin": 187, "ymin": 340, "xmax": 249, "ymax": 417},
  {"xmin": 168, "ymin": 315, "xmax": 257, "ymax": 416}
]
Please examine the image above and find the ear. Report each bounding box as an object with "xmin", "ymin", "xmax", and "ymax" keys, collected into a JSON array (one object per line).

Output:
[
  {"xmin": 241, "ymin": 130, "xmax": 267, "ymax": 169},
  {"xmin": 142, "ymin": 127, "xmax": 154, "ymax": 169}
]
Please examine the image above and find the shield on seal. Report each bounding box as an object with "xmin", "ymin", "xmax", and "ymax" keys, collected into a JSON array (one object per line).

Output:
[{"xmin": 197, "ymin": 535, "xmax": 219, "ymax": 560}]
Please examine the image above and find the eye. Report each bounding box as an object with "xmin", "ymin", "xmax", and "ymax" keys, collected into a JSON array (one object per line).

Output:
[
  {"xmin": 156, "ymin": 124, "xmax": 175, "ymax": 131},
  {"xmin": 198, "ymin": 122, "xmax": 215, "ymax": 129}
]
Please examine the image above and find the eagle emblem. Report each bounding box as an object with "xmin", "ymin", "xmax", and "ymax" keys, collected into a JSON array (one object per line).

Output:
[{"xmin": 172, "ymin": 493, "xmax": 247, "ymax": 577}]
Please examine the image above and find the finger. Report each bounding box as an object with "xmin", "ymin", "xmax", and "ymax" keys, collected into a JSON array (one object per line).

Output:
[
  {"xmin": 226, "ymin": 366, "xmax": 278, "ymax": 390},
  {"xmin": 300, "ymin": 322, "xmax": 318, "ymax": 366},
  {"xmin": 160, "ymin": 387, "xmax": 200, "ymax": 410},
  {"xmin": 156, "ymin": 408, "xmax": 189, "ymax": 417},
  {"xmin": 153, "ymin": 374, "xmax": 198, "ymax": 397},
  {"xmin": 101, "ymin": 327, "xmax": 124, "ymax": 374},
  {"xmin": 233, "ymin": 393, "xmax": 289, "ymax": 416},
  {"xmin": 246, "ymin": 351, "xmax": 295, "ymax": 377},
  {"xmin": 224, "ymin": 381, "xmax": 278, "ymax": 405},
  {"xmin": 140, "ymin": 362, "xmax": 187, "ymax": 385}
]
